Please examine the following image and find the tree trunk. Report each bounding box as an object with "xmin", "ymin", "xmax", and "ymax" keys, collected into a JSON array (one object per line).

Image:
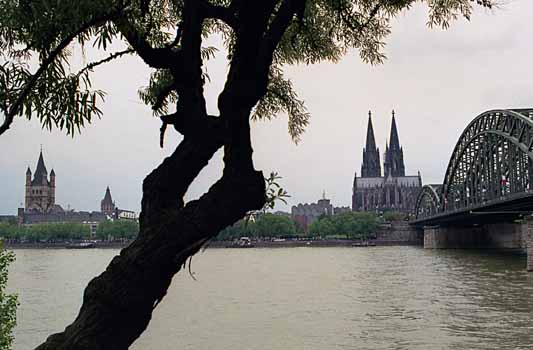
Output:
[{"xmin": 35, "ymin": 130, "xmax": 265, "ymax": 349}]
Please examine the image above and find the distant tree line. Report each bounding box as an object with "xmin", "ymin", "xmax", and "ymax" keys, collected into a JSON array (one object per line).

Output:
[
  {"xmin": 0, "ymin": 222, "xmax": 90, "ymax": 242},
  {"xmin": 0, "ymin": 211, "xmax": 406, "ymax": 243},
  {"xmin": 216, "ymin": 212, "xmax": 381, "ymax": 241},
  {"xmin": 96, "ymin": 220, "xmax": 139, "ymax": 240},
  {"xmin": 0, "ymin": 220, "xmax": 138, "ymax": 242},
  {"xmin": 216, "ymin": 213, "xmax": 298, "ymax": 240},
  {"xmin": 308, "ymin": 212, "xmax": 378, "ymax": 240},
  {"xmin": 381, "ymin": 210, "xmax": 410, "ymax": 222}
]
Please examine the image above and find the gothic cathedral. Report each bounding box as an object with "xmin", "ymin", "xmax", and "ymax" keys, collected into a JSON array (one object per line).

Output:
[{"xmin": 352, "ymin": 111, "xmax": 422, "ymax": 213}]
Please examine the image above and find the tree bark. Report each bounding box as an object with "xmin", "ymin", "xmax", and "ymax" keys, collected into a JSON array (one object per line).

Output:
[
  {"xmin": 35, "ymin": 125, "xmax": 265, "ymax": 349},
  {"xmin": 32, "ymin": 1, "xmax": 303, "ymax": 347}
]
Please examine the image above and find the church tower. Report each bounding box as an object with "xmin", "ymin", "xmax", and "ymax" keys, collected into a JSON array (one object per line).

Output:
[
  {"xmin": 25, "ymin": 150, "xmax": 56, "ymax": 212},
  {"xmin": 101, "ymin": 187, "xmax": 116, "ymax": 216},
  {"xmin": 25, "ymin": 167, "xmax": 32, "ymax": 209},
  {"xmin": 384, "ymin": 110, "xmax": 405, "ymax": 178},
  {"xmin": 361, "ymin": 111, "xmax": 381, "ymax": 177}
]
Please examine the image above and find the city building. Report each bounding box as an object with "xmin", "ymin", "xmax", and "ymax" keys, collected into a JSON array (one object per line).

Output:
[
  {"xmin": 18, "ymin": 150, "xmax": 136, "ymax": 225},
  {"xmin": 100, "ymin": 187, "xmax": 137, "ymax": 220},
  {"xmin": 352, "ymin": 111, "xmax": 422, "ymax": 213},
  {"xmin": 291, "ymin": 192, "xmax": 348, "ymax": 231}
]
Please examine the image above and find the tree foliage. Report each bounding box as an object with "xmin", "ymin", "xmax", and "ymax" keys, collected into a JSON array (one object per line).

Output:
[
  {"xmin": 0, "ymin": 0, "xmax": 492, "ymax": 138},
  {"xmin": 308, "ymin": 211, "xmax": 378, "ymax": 239},
  {"xmin": 0, "ymin": 242, "xmax": 17, "ymax": 350},
  {"xmin": 0, "ymin": 222, "xmax": 90, "ymax": 242},
  {"xmin": 96, "ymin": 220, "xmax": 139, "ymax": 240},
  {"xmin": 382, "ymin": 210, "xmax": 409, "ymax": 222},
  {"xmin": 217, "ymin": 213, "xmax": 297, "ymax": 239}
]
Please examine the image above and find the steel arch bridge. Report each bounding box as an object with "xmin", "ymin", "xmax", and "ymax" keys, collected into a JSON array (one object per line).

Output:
[{"xmin": 413, "ymin": 109, "xmax": 533, "ymax": 226}]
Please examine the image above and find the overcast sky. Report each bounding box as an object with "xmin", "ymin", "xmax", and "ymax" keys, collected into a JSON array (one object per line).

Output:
[{"xmin": 0, "ymin": 1, "xmax": 531, "ymax": 215}]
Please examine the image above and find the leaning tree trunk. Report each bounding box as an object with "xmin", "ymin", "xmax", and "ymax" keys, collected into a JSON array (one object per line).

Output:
[
  {"xmin": 33, "ymin": 0, "xmax": 298, "ymax": 347},
  {"xmin": 35, "ymin": 127, "xmax": 266, "ymax": 349}
]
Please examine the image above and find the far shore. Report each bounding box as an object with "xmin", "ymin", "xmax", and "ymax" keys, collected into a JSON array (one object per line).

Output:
[{"xmin": 4, "ymin": 238, "xmax": 422, "ymax": 249}]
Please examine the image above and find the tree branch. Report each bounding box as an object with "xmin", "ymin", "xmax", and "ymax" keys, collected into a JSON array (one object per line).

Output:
[
  {"xmin": 170, "ymin": 0, "xmax": 209, "ymax": 129},
  {"xmin": 339, "ymin": 1, "xmax": 383, "ymax": 36},
  {"xmin": 199, "ymin": 1, "xmax": 238, "ymax": 30},
  {"xmin": 165, "ymin": 22, "xmax": 183, "ymax": 48},
  {"xmin": 0, "ymin": 11, "xmax": 120, "ymax": 136},
  {"xmin": 77, "ymin": 48, "xmax": 134, "ymax": 76},
  {"xmin": 114, "ymin": 16, "xmax": 182, "ymax": 69},
  {"xmin": 261, "ymin": 0, "xmax": 307, "ymax": 65}
]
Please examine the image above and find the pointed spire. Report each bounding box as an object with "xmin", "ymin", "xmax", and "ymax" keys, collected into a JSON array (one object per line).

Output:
[
  {"xmin": 26, "ymin": 166, "xmax": 31, "ymax": 175},
  {"xmin": 50, "ymin": 169, "xmax": 55, "ymax": 176},
  {"xmin": 384, "ymin": 111, "xmax": 405, "ymax": 177},
  {"xmin": 35, "ymin": 150, "xmax": 48, "ymax": 175},
  {"xmin": 389, "ymin": 110, "xmax": 401, "ymax": 151},
  {"xmin": 361, "ymin": 110, "xmax": 381, "ymax": 178},
  {"xmin": 32, "ymin": 149, "xmax": 49, "ymax": 185},
  {"xmin": 103, "ymin": 186, "xmax": 113, "ymax": 203},
  {"xmin": 101, "ymin": 186, "xmax": 116, "ymax": 215},
  {"xmin": 365, "ymin": 110, "xmax": 378, "ymax": 152}
]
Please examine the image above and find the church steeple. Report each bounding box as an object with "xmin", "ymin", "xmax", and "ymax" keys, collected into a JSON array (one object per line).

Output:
[
  {"xmin": 384, "ymin": 110, "xmax": 405, "ymax": 177},
  {"xmin": 33, "ymin": 150, "xmax": 49, "ymax": 185},
  {"xmin": 101, "ymin": 186, "xmax": 116, "ymax": 216},
  {"xmin": 365, "ymin": 111, "xmax": 377, "ymax": 151},
  {"xmin": 389, "ymin": 110, "xmax": 401, "ymax": 151},
  {"xmin": 361, "ymin": 111, "xmax": 381, "ymax": 177}
]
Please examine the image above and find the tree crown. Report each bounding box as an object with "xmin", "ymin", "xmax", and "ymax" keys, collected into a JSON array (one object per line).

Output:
[{"xmin": 0, "ymin": 0, "xmax": 492, "ymax": 140}]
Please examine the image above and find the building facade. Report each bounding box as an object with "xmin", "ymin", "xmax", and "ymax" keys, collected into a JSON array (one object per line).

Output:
[
  {"xmin": 352, "ymin": 111, "xmax": 422, "ymax": 213},
  {"xmin": 292, "ymin": 198, "xmax": 333, "ymax": 231},
  {"xmin": 291, "ymin": 193, "xmax": 350, "ymax": 232}
]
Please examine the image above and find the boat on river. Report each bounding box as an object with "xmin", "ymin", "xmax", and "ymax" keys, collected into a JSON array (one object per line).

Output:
[
  {"xmin": 352, "ymin": 241, "xmax": 376, "ymax": 247},
  {"xmin": 226, "ymin": 237, "xmax": 255, "ymax": 248},
  {"xmin": 65, "ymin": 241, "xmax": 96, "ymax": 249}
]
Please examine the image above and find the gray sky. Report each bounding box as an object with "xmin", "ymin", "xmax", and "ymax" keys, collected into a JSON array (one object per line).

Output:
[{"xmin": 1, "ymin": 1, "xmax": 531, "ymax": 215}]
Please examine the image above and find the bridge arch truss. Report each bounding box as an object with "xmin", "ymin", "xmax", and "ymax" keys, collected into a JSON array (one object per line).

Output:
[{"xmin": 415, "ymin": 109, "xmax": 533, "ymax": 220}]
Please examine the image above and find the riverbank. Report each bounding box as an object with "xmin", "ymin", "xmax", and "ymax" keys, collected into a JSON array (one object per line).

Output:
[
  {"xmin": 4, "ymin": 238, "xmax": 422, "ymax": 249},
  {"xmin": 4, "ymin": 240, "xmax": 129, "ymax": 249}
]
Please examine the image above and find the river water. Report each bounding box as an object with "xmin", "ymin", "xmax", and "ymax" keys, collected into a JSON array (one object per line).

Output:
[{"xmin": 7, "ymin": 247, "xmax": 533, "ymax": 350}]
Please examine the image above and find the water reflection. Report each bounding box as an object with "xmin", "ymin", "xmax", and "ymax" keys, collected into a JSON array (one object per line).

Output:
[{"xmin": 7, "ymin": 247, "xmax": 533, "ymax": 350}]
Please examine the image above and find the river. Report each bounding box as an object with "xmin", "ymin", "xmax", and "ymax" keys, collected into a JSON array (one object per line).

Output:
[{"xmin": 7, "ymin": 247, "xmax": 533, "ymax": 350}]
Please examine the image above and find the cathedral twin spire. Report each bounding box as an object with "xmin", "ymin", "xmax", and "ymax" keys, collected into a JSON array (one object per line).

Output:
[
  {"xmin": 361, "ymin": 110, "xmax": 405, "ymax": 178},
  {"xmin": 361, "ymin": 111, "xmax": 381, "ymax": 177}
]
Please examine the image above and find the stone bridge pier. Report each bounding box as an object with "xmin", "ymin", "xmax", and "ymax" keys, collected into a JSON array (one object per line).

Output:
[{"xmin": 422, "ymin": 220, "xmax": 533, "ymax": 271}]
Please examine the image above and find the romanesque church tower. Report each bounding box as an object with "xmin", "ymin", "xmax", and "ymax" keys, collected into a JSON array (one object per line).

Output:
[{"xmin": 25, "ymin": 150, "xmax": 55, "ymax": 212}]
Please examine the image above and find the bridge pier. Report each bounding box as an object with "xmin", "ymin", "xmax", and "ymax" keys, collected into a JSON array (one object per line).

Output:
[
  {"xmin": 527, "ymin": 219, "xmax": 533, "ymax": 272},
  {"xmin": 423, "ymin": 221, "xmax": 533, "ymax": 271},
  {"xmin": 423, "ymin": 225, "xmax": 485, "ymax": 249}
]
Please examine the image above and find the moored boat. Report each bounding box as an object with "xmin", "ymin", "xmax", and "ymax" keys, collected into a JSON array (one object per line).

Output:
[
  {"xmin": 65, "ymin": 241, "xmax": 96, "ymax": 249},
  {"xmin": 226, "ymin": 237, "xmax": 255, "ymax": 248}
]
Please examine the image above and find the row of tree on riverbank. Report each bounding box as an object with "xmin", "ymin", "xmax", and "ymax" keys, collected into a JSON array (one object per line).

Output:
[
  {"xmin": 0, "ymin": 220, "xmax": 139, "ymax": 242},
  {"xmin": 0, "ymin": 210, "xmax": 407, "ymax": 243},
  {"xmin": 216, "ymin": 211, "xmax": 407, "ymax": 241}
]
